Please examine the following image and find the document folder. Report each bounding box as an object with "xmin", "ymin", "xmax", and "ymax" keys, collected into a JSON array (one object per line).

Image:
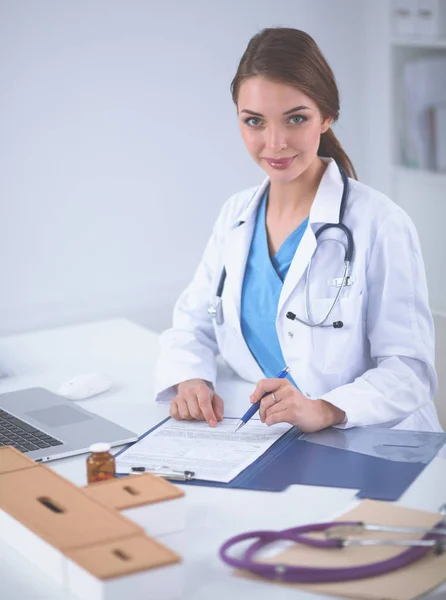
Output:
[{"xmin": 115, "ymin": 421, "xmax": 446, "ymax": 501}]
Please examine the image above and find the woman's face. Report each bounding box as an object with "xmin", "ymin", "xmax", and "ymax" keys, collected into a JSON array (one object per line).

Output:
[{"xmin": 237, "ymin": 76, "xmax": 332, "ymax": 183}]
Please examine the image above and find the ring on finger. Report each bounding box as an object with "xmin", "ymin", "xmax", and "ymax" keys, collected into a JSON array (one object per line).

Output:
[{"xmin": 271, "ymin": 392, "xmax": 277, "ymax": 404}]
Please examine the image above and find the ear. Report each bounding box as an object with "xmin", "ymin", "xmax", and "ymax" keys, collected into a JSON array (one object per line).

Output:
[{"xmin": 321, "ymin": 116, "xmax": 333, "ymax": 134}]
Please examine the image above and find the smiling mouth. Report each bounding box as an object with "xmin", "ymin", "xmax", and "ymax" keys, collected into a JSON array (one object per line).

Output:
[{"xmin": 263, "ymin": 156, "xmax": 297, "ymax": 169}]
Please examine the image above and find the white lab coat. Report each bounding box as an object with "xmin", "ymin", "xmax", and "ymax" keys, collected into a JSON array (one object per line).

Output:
[{"xmin": 155, "ymin": 159, "xmax": 442, "ymax": 432}]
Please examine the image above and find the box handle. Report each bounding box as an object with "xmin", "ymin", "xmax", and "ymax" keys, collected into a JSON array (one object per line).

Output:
[
  {"xmin": 395, "ymin": 8, "xmax": 411, "ymax": 16},
  {"xmin": 123, "ymin": 485, "xmax": 140, "ymax": 496},
  {"xmin": 37, "ymin": 496, "xmax": 65, "ymax": 514},
  {"xmin": 113, "ymin": 549, "xmax": 131, "ymax": 561}
]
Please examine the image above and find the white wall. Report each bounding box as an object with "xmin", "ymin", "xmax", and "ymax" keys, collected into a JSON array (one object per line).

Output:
[
  {"xmin": 0, "ymin": 0, "xmax": 366, "ymax": 335},
  {"xmin": 362, "ymin": 0, "xmax": 446, "ymax": 316},
  {"xmin": 361, "ymin": 0, "xmax": 445, "ymax": 425},
  {"xmin": 361, "ymin": 0, "xmax": 393, "ymax": 196}
]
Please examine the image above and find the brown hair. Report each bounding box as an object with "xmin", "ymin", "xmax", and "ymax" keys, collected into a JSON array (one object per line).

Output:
[{"xmin": 231, "ymin": 27, "xmax": 357, "ymax": 179}]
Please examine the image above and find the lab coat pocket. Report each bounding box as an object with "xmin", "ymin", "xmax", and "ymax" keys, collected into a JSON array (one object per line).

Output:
[
  {"xmin": 212, "ymin": 314, "xmax": 227, "ymax": 355},
  {"xmin": 310, "ymin": 295, "xmax": 363, "ymax": 375}
]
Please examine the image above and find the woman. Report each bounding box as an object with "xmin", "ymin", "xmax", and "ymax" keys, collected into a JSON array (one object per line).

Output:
[{"xmin": 155, "ymin": 28, "xmax": 442, "ymax": 434}]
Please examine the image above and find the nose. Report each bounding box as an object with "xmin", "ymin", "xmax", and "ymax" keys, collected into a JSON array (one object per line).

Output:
[{"xmin": 266, "ymin": 126, "xmax": 288, "ymax": 152}]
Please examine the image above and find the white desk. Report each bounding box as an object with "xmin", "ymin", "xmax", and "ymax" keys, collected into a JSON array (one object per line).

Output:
[{"xmin": 1, "ymin": 318, "xmax": 445, "ymax": 600}]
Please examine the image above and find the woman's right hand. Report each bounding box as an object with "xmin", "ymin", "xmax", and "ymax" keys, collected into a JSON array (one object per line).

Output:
[{"xmin": 169, "ymin": 379, "xmax": 224, "ymax": 427}]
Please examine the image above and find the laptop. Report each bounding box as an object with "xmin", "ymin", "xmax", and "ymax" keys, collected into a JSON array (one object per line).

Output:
[{"xmin": 0, "ymin": 387, "xmax": 138, "ymax": 462}]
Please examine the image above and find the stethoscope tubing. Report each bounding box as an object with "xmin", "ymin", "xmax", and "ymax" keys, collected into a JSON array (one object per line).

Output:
[
  {"xmin": 219, "ymin": 519, "xmax": 446, "ymax": 583},
  {"xmin": 209, "ymin": 165, "xmax": 354, "ymax": 329}
]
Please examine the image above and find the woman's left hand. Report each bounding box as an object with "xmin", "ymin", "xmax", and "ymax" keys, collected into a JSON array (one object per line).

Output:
[{"xmin": 250, "ymin": 378, "xmax": 346, "ymax": 433}]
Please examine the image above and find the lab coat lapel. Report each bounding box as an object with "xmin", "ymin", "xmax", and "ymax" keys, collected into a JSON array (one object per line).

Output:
[
  {"xmin": 277, "ymin": 228, "xmax": 317, "ymax": 317},
  {"xmin": 223, "ymin": 213, "xmax": 265, "ymax": 382},
  {"xmin": 277, "ymin": 159, "xmax": 344, "ymax": 317},
  {"xmin": 222, "ymin": 180, "xmax": 269, "ymax": 333}
]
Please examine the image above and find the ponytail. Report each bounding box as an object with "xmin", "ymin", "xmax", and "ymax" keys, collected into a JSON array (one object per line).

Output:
[{"xmin": 318, "ymin": 129, "xmax": 357, "ymax": 180}]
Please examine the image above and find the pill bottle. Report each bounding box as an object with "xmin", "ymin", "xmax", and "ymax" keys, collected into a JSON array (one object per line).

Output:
[{"xmin": 86, "ymin": 442, "xmax": 115, "ymax": 483}]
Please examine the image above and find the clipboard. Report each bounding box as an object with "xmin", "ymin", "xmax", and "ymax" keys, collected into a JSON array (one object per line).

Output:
[{"xmin": 114, "ymin": 419, "xmax": 446, "ymax": 501}]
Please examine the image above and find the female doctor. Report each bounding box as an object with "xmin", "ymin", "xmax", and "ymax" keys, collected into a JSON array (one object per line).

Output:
[{"xmin": 155, "ymin": 27, "xmax": 442, "ymax": 434}]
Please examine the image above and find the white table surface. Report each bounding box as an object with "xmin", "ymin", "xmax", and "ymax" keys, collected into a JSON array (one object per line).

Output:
[{"xmin": 0, "ymin": 318, "xmax": 445, "ymax": 600}]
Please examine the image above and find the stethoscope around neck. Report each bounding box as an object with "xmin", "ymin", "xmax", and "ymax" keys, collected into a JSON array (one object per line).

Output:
[{"xmin": 207, "ymin": 164, "xmax": 354, "ymax": 330}]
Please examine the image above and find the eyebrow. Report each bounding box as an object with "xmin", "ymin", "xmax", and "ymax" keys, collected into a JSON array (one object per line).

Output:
[{"xmin": 240, "ymin": 105, "xmax": 310, "ymax": 117}]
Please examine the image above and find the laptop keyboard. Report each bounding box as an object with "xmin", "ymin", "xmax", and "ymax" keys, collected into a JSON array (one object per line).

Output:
[{"xmin": 0, "ymin": 408, "xmax": 63, "ymax": 453}]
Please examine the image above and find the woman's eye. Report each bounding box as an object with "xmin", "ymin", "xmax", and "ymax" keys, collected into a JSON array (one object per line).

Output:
[
  {"xmin": 244, "ymin": 117, "xmax": 262, "ymax": 127},
  {"xmin": 288, "ymin": 115, "xmax": 307, "ymax": 125}
]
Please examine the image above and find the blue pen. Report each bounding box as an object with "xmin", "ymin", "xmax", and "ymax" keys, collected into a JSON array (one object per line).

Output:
[{"xmin": 234, "ymin": 366, "xmax": 290, "ymax": 432}]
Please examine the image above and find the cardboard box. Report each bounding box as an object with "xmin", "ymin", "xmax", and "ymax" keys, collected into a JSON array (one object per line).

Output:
[
  {"xmin": 417, "ymin": 0, "xmax": 446, "ymax": 38},
  {"xmin": 66, "ymin": 534, "xmax": 182, "ymax": 600},
  {"xmin": 0, "ymin": 446, "xmax": 183, "ymax": 598},
  {"xmin": 83, "ymin": 473, "xmax": 185, "ymax": 540},
  {"xmin": 0, "ymin": 447, "xmax": 66, "ymax": 583},
  {"xmin": 0, "ymin": 445, "xmax": 37, "ymax": 474},
  {"xmin": 392, "ymin": 0, "xmax": 418, "ymax": 37},
  {"xmin": 0, "ymin": 460, "xmax": 141, "ymax": 585}
]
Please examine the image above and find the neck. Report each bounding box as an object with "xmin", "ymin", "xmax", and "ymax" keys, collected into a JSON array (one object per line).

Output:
[{"xmin": 267, "ymin": 157, "xmax": 326, "ymax": 218}]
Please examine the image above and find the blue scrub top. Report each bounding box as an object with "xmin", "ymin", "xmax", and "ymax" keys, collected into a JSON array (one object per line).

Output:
[{"xmin": 240, "ymin": 189, "xmax": 308, "ymax": 387}]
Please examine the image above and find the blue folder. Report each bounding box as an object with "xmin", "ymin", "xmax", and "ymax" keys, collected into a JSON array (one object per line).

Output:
[{"xmin": 115, "ymin": 419, "xmax": 446, "ymax": 501}]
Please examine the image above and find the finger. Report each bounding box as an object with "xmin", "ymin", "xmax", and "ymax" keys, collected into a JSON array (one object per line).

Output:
[
  {"xmin": 259, "ymin": 393, "xmax": 279, "ymax": 423},
  {"xmin": 176, "ymin": 396, "xmax": 192, "ymax": 420},
  {"xmin": 169, "ymin": 398, "xmax": 180, "ymax": 420},
  {"xmin": 265, "ymin": 408, "xmax": 289, "ymax": 427},
  {"xmin": 250, "ymin": 378, "xmax": 288, "ymax": 403},
  {"xmin": 213, "ymin": 394, "xmax": 224, "ymax": 421},
  {"xmin": 196, "ymin": 387, "xmax": 218, "ymax": 426},
  {"xmin": 264, "ymin": 388, "xmax": 306, "ymax": 420},
  {"xmin": 264, "ymin": 396, "xmax": 292, "ymax": 420},
  {"xmin": 184, "ymin": 394, "xmax": 203, "ymax": 420}
]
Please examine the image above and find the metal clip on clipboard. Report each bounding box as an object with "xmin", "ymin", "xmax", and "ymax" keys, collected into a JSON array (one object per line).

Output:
[{"xmin": 130, "ymin": 465, "xmax": 195, "ymax": 481}]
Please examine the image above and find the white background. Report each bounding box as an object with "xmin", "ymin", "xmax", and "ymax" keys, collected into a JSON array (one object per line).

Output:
[
  {"xmin": 0, "ymin": 1, "xmax": 445, "ymax": 345},
  {"xmin": 0, "ymin": 0, "xmax": 371, "ymax": 334}
]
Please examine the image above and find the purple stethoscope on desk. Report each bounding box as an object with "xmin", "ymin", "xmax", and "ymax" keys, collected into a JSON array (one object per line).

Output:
[{"xmin": 219, "ymin": 504, "xmax": 446, "ymax": 583}]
